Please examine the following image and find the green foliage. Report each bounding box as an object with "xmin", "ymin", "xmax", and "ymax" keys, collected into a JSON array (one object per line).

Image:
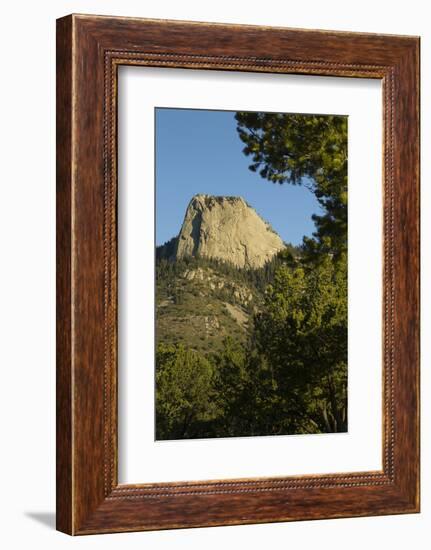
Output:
[
  {"xmin": 156, "ymin": 255, "xmax": 260, "ymax": 355},
  {"xmin": 252, "ymin": 253, "xmax": 347, "ymax": 433},
  {"xmin": 210, "ymin": 337, "xmax": 249, "ymax": 435},
  {"xmin": 235, "ymin": 112, "xmax": 347, "ymax": 258},
  {"xmin": 156, "ymin": 236, "xmax": 177, "ymax": 260},
  {"xmin": 155, "ymin": 343, "xmax": 217, "ymax": 439},
  {"xmin": 156, "ymin": 245, "xmax": 300, "ymax": 295},
  {"xmin": 155, "ymin": 253, "xmax": 347, "ymax": 438}
]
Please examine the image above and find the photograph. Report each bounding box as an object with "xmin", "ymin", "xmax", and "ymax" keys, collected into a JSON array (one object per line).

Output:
[{"xmin": 155, "ymin": 107, "xmax": 348, "ymax": 440}]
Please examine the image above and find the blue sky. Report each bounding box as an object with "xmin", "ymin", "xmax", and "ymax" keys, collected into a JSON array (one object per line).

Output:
[{"xmin": 155, "ymin": 108, "xmax": 322, "ymax": 246}]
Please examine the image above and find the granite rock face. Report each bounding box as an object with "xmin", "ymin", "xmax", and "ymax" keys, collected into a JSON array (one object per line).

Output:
[{"xmin": 174, "ymin": 194, "xmax": 285, "ymax": 268}]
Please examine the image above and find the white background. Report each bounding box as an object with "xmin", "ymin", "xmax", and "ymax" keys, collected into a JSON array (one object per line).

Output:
[
  {"xmin": 118, "ymin": 68, "xmax": 382, "ymax": 483},
  {"xmin": 0, "ymin": 0, "xmax": 428, "ymax": 548}
]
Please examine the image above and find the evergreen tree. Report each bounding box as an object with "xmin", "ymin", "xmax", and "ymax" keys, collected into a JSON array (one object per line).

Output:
[
  {"xmin": 235, "ymin": 112, "xmax": 347, "ymax": 258},
  {"xmin": 252, "ymin": 253, "xmax": 347, "ymax": 433},
  {"xmin": 155, "ymin": 343, "xmax": 217, "ymax": 439}
]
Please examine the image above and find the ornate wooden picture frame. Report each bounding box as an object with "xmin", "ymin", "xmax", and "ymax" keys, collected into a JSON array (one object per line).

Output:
[{"xmin": 56, "ymin": 14, "xmax": 420, "ymax": 535}]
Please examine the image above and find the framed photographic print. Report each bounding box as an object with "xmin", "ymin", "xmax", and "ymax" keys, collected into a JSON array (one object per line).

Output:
[{"xmin": 56, "ymin": 14, "xmax": 420, "ymax": 535}]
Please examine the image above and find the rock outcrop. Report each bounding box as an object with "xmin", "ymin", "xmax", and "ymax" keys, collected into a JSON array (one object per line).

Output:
[{"xmin": 171, "ymin": 194, "xmax": 285, "ymax": 268}]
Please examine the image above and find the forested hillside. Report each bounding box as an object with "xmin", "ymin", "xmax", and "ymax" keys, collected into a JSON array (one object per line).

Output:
[
  {"xmin": 155, "ymin": 244, "xmax": 347, "ymax": 440},
  {"xmin": 156, "ymin": 250, "xmax": 296, "ymax": 354}
]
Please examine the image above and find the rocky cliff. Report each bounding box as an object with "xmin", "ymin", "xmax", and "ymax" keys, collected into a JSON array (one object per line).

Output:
[{"xmin": 168, "ymin": 194, "xmax": 285, "ymax": 268}]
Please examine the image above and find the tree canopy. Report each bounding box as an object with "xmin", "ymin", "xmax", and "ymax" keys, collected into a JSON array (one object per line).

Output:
[
  {"xmin": 235, "ymin": 112, "xmax": 348, "ymax": 258},
  {"xmin": 155, "ymin": 343, "xmax": 217, "ymax": 439}
]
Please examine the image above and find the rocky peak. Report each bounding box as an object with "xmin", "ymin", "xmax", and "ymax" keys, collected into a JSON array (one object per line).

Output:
[{"xmin": 173, "ymin": 194, "xmax": 285, "ymax": 268}]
